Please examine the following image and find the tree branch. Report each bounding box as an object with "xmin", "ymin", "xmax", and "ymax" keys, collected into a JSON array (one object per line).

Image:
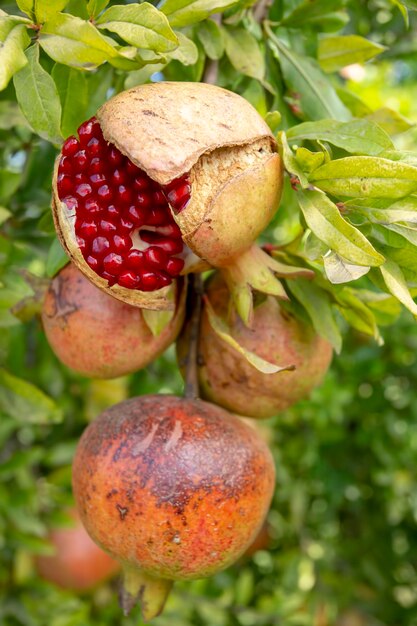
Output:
[
  {"xmin": 202, "ymin": 13, "xmax": 222, "ymax": 85},
  {"xmin": 253, "ymin": 0, "xmax": 272, "ymax": 23}
]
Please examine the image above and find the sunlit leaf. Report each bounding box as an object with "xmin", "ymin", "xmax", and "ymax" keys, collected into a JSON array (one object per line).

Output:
[{"xmin": 318, "ymin": 35, "xmax": 385, "ymax": 73}]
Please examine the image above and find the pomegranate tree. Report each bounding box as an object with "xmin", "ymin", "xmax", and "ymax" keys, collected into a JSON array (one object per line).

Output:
[
  {"xmin": 42, "ymin": 263, "xmax": 185, "ymax": 378},
  {"xmin": 72, "ymin": 394, "xmax": 275, "ymax": 619},
  {"xmin": 36, "ymin": 508, "xmax": 119, "ymax": 591},
  {"xmin": 52, "ymin": 82, "xmax": 283, "ymax": 309},
  {"xmin": 178, "ymin": 273, "xmax": 333, "ymax": 419}
]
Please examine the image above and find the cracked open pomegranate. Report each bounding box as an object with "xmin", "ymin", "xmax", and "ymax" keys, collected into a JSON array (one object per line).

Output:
[
  {"xmin": 36, "ymin": 508, "xmax": 119, "ymax": 591},
  {"xmin": 42, "ymin": 263, "xmax": 185, "ymax": 378},
  {"xmin": 52, "ymin": 82, "xmax": 283, "ymax": 309},
  {"xmin": 178, "ymin": 274, "xmax": 333, "ymax": 418},
  {"xmin": 72, "ymin": 394, "xmax": 275, "ymax": 619}
]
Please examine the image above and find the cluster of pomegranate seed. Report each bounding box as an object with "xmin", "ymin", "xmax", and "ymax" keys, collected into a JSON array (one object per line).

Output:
[{"xmin": 56, "ymin": 118, "xmax": 191, "ymax": 291}]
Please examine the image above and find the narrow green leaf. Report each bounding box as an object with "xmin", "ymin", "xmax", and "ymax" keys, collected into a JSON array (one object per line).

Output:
[
  {"xmin": 39, "ymin": 13, "xmax": 118, "ymax": 69},
  {"xmin": 142, "ymin": 309, "xmax": 174, "ymax": 337},
  {"xmin": 87, "ymin": 0, "xmax": 109, "ymax": 18},
  {"xmin": 167, "ymin": 31, "xmax": 198, "ymax": 65},
  {"xmin": 318, "ymin": 35, "xmax": 385, "ymax": 73},
  {"xmin": 324, "ymin": 251, "xmax": 370, "ymax": 284},
  {"xmin": 277, "ymin": 131, "xmax": 309, "ymax": 187},
  {"xmin": 380, "ymin": 259, "xmax": 417, "ymax": 316},
  {"xmin": 0, "ymin": 369, "xmax": 62, "ymax": 424},
  {"xmin": 298, "ymin": 189, "xmax": 384, "ymax": 266},
  {"xmin": 34, "ymin": 0, "xmax": 69, "ymax": 23},
  {"xmin": 13, "ymin": 45, "xmax": 62, "ymax": 143},
  {"xmin": 0, "ymin": 23, "xmax": 30, "ymax": 91},
  {"xmin": 205, "ymin": 297, "xmax": 295, "ymax": 374},
  {"xmin": 336, "ymin": 86, "xmax": 373, "ymax": 117},
  {"xmin": 160, "ymin": 0, "xmax": 239, "ymax": 28},
  {"xmin": 96, "ymin": 3, "xmax": 178, "ymax": 53},
  {"xmin": 197, "ymin": 18, "xmax": 224, "ymax": 60},
  {"xmin": 310, "ymin": 156, "xmax": 417, "ymax": 199},
  {"xmin": 287, "ymin": 279, "xmax": 342, "ymax": 353},
  {"xmin": 267, "ymin": 32, "xmax": 350, "ymax": 122},
  {"xmin": 287, "ymin": 119, "xmax": 393, "ymax": 156},
  {"xmin": 52, "ymin": 64, "xmax": 88, "ymax": 137},
  {"xmin": 46, "ymin": 238, "xmax": 69, "ymax": 278},
  {"xmin": 366, "ymin": 107, "xmax": 414, "ymax": 136},
  {"xmin": 223, "ymin": 26, "xmax": 264, "ymax": 80}
]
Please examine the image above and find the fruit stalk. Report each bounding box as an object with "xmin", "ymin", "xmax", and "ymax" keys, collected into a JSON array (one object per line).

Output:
[{"xmin": 120, "ymin": 564, "xmax": 173, "ymax": 620}]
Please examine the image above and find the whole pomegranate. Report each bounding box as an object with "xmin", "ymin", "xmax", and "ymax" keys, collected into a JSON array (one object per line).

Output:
[
  {"xmin": 41, "ymin": 263, "xmax": 185, "ymax": 378},
  {"xmin": 72, "ymin": 394, "xmax": 275, "ymax": 619},
  {"xmin": 52, "ymin": 82, "xmax": 283, "ymax": 309},
  {"xmin": 36, "ymin": 508, "xmax": 119, "ymax": 591},
  {"xmin": 178, "ymin": 274, "xmax": 333, "ymax": 418}
]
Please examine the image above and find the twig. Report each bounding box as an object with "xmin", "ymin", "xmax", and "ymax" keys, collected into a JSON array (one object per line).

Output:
[
  {"xmin": 183, "ymin": 273, "xmax": 204, "ymax": 399},
  {"xmin": 253, "ymin": 0, "xmax": 272, "ymax": 23},
  {"xmin": 202, "ymin": 13, "xmax": 222, "ymax": 85}
]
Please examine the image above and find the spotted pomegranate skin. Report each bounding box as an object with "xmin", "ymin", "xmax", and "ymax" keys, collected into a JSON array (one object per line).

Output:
[
  {"xmin": 36, "ymin": 508, "xmax": 119, "ymax": 591},
  {"xmin": 72, "ymin": 395, "xmax": 275, "ymax": 581},
  {"xmin": 41, "ymin": 263, "xmax": 185, "ymax": 378},
  {"xmin": 56, "ymin": 117, "xmax": 190, "ymax": 292},
  {"xmin": 178, "ymin": 274, "xmax": 333, "ymax": 419}
]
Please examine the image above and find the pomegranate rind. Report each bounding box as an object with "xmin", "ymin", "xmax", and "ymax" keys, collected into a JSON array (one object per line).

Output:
[
  {"xmin": 178, "ymin": 274, "xmax": 333, "ymax": 419},
  {"xmin": 42, "ymin": 263, "xmax": 186, "ymax": 379},
  {"xmin": 52, "ymin": 162, "xmax": 177, "ymax": 310},
  {"xmin": 97, "ymin": 82, "xmax": 276, "ymax": 185},
  {"xmin": 72, "ymin": 395, "xmax": 275, "ymax": 581}
]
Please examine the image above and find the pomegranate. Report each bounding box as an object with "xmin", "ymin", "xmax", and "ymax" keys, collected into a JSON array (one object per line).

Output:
[
  {"xmin": 36, "ymin": 508, "xmax": 119, "ymax": 591},
  {"xmin": 41, "ymin": 263, "xmax": 185, "ymax": 378},
  {"xmin": 52, "ymin": 82, "xmax": 283, "ymax": 309},
  {"xmin": 178, "ymin": 274, "xmax": 333, "ymax": 418},
  {"xmin": 72, "ymin": 394, "xmax": 275, "ymax": 619}
]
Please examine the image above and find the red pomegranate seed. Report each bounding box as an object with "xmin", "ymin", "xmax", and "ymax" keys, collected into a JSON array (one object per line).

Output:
[
  {"xmin": 57, "ymin": 174, "xmax": 73, "ymax": 196},
  {"xmin": 86, "ymin": 255, "xmax": 100, "ymax": 271},
  {"xmin": 87, "ymin": 137, "xmax": 104, "ymax": 157},
  {"xmin": 90, "ymin": 173, "xmax": 107, "ymax": 189},
  {"xmin": 78, "ymin": 221, "xmax": 98, "ymax": 238},
  {"xmin": 136, "ymin": 193, "xmax": 152, "ymax": 211},
  {"xmin": 134, "ymin": 176, "xmax": 150, "ymax": 192},
  {"xmin": 152, "ymin": 190, "xmax": 166, "ymax": 206},
  {"xmin": 103, "ymin": 253, "xmax": 123, "ymax": 274},
  {"xmin": 100, "ymin": 220, "xmax": 117, "ymax": 234},
  {"xmin": 162, "ymin": 223, "xmax": 182, "ymax": 238},
  {"xmin": 117, "ymin": 185, "xmax": 133, "ymax": 205},
  {"xmin": 166, "ymin": 257, "xmax": 184, "ymax": 276},
  {"xmin": 78, "ymin": 118, "xmax": 100, "ymax": 145},
  {"xmin": 145, "ymin": 246, "xmax": 168, "ymax": 269},
  {"xmin": 106, "ymin": 205, "xmax": 120, "ymax": 219},
  {"xmin": 126, "ymin": 160, "xmax": 139, "ymax": 175},
  {"xmin": 76, "ymin": 236, "xmax": 87, "ymax": 254},
  {"xmin": 62, "ymin": 196, "xmax": 78, "ymax": 212},
  {"xmin": 127, "ymin": 205, "xmax": 148, "ymax": 225},
  {"xmin": 102, "ymin": 271, "xmax": 118, "ymax": 286},
  {"xmin": 167, "ymin": 183, "xmax": 190, "ymax": 207},
  {"xmin": 140, "ymin": 232, "xmax": 183, "ymax": 255},
  {"xmin": 75, "ymin": 183, "xmax": 92, "ymax": 199},
  {"xmin": 147, "ymin": 208, "xmax": 166, "ymax": 226},
  {"xmin": 140, "ymin": 272, "xmax": 160, "ymax": 291},
  {"xmin": 120, "ymin": 217, "xmax": 135, "ymax": 232},
  {"xmin": 157, "ymin": 272, "xmax": 171, "ymax": 288},
  {"xmin": 83, "ymin": 198, "xmax": 101, "ymax": 214},
  {"xmin": 118, "ymin": 271, "xmax": 141, "ymax": 289},
  {"xmin": 113, "ymin": 234, "xmax": 132, "ymax": 253},
  {"xmin": 89, "ymin": 157, "xmax": 107, "ymax": 175},
  {"xmin": 126, "ymin": 250, "xmax": 144, "ymax": 270},
  {"xmin": 97, "ymin": 184, "xmax": 113, "ymax": 203},
  {"xmin": 62, "ymin": 136, "xmax": 79, "ymax": 156},
  {"xmin": 73, "ymin": 150, "xmax": 88, "ymax": 170},
  {"xmin": 111, "ymin": 169, "xmax": 128, "ymax": 185},
  {"xmin": 91, "ymin": 236, "xmax": 110, "ymax": 258},
  {"xmin": 108, "ymin": 147, "xmax": 124, "ymax": 167},
  {"xmin": 59, "ymin": 156, "xmax": 73, "ymax": 175}
]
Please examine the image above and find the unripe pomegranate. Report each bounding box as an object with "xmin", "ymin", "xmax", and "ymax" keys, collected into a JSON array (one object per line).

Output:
[
  {"xmin": 41, "ymin": 263, "xmax": 185, "ymax": 378},
  {"xmin": 36, "ymin": 508, "xmax": 119, "ymax": 591},
  {"xmin": 52, "ymin": 82, "xmax": 283, "ymax": 309},
  {"xmin": 72, "ymin": 394, "xmax": 275, "ymax": 619},
  {"xmin": 178, "ymin": 274, "xmax": 333, "ymax": 418}
]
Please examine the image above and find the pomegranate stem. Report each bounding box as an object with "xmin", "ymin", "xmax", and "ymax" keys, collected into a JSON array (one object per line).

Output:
[
  {"xmin": 183, "ymin": 273, "xmax": 203, "ymax": 399},
  {"xmin": 119, "ymin": 564, "xmax": 173, "ymax": 621}
]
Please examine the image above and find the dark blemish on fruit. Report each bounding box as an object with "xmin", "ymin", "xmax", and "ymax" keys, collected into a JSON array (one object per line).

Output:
[
  {"xmin": 142, "ymin": 110, "xmax": 159, "ymax": 117},
  {"xmin": 219, "ymin": 123, "xmax": 231, "ymax": 130},
  {"xmin": 116, "ymin": 504, "xmax": 128, "ymax": 520},
  {"xmin": 106, "ymin": 488, "xmax": 119, "ymax": 499}
]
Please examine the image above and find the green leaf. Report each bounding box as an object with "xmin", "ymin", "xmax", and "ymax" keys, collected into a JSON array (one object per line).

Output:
[
  {"xmin": 39, "ymin": 13, "xmax": 118, "ymax": 69},
  {"xmin": 381, "ymin": 150, "xmax": 417, "ymax": 168},
  {"xmin": 287, "ymin": 279, "xmax": 342, "ymax": 353},
  {"xmin": 223, "ymin": 26, "xmax": 264, "ymax": 80},
  {"xmin": 96, "ymin": 3, "xmax": 178, "ymax": 53},
  {"xmin": 16, "ymin": 0, "xmax": 35, "ymax": 19},
  {"xmin": 309, "ymin": 157, "xmax": 417, "ymax": 199},
  {"xmin": 366, "ymin": 107, "xmax": 414, "ymax": 136},
  {"xmin": 0, "ymin": 23, "xmax": 30, "ymax": 91},
  {"xmin": 336, "ymin": 86, "xmax": 373, "ymax": 117},
  {"xmin": 52, "ymin": 64, "xmax": 88, "ymax": 137},
  {"xmin": 87, "ymin": 0, "xmax": 109, "ymax": 18},
  {"xmin": 167, "ymin": 31, "xmax": 198, "ymax": 65},
  {"xmin": 0, "ymin": 207, "xmax": 11, "ymax": 225},
  {"xmin": 160, "ymin": 0, "xmax": 239, "ymax": 28},
  {"xmin": 335, "ymin": 287, "xmax": 380, "ymax": 339},
  {"xmin": 324, "ymin": 251, "xmax": 370, "ymax": 284},
  {"xmin": 34, "ymin": 0, "xmax": 69, "ymax": 23},
  {"xmin": 298, "ymin": 189, "xmax": 384, "ymax": 266},
  {"xmin": 287, "ymin": 119, "xmax": 393, "ymax": 156},
  {"xmin": 267, "ymin": 33, "xmax": 350, "ymax": 122},
  {"xmin": 205, "ymin": 297, "xmax": 295, "ymax": 374},
  {"xmin": 142, "ymin": 309, "xmax": 174, "ymax": 337},
  {"xmin": 0, "ymin": 101, "xmax": 28, "ymax": 129},
  {"xmin": 46, "ymin": 238, "xmax": 69, "ymax": 278},
  {"xmin": 280, "ymin": 0, "xmax": 348, "ymax": 28},
  {"xmin": 318, "ymin": 35, "xmax": 385, "ymax": 73},
  {"xmin": 197, "ymin": 18, "xmax": 224, "ymax": 60},
  {"xmin": 0, "ymin": 170, "xmax": 21, "ymax": 203},
  {"xmin": 0, "ymin": 369, "xmax": 62, "ymax": 424},
  {"xmin": 379, "ymin": 259, "xmax": 417, "ymax": 316},
  {"xmin": 277, "ymin": 131, "xmax": 309, "ymax": 187},
  {"xmin": 13, "ymin": 44, "xmax": 62, "ymax": 144},
  {"xmin": 295, "ymin": 147, "xmax": 325, "ymax": 175}
]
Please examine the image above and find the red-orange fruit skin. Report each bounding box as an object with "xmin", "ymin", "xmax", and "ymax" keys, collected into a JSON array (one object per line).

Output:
[
  {"xmin": 41, "ymin": 263, "xmax": 185, "ymax": 378},
  {"xmin": 181, "ymin": 274, "xmax": 333, "ymax": 419},
  {"xmin": 36, "ymin": 508, "xmax": 119, "ymax": 591},
  {"xmin": 72, "ymin": 395, "xmax": 275, "ymax": 580}
]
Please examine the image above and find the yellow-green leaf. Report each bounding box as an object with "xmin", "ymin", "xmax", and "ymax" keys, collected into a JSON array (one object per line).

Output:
[{"xmin": 319, "ymin": 35, "xmax": 385, "ymax": 73}]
